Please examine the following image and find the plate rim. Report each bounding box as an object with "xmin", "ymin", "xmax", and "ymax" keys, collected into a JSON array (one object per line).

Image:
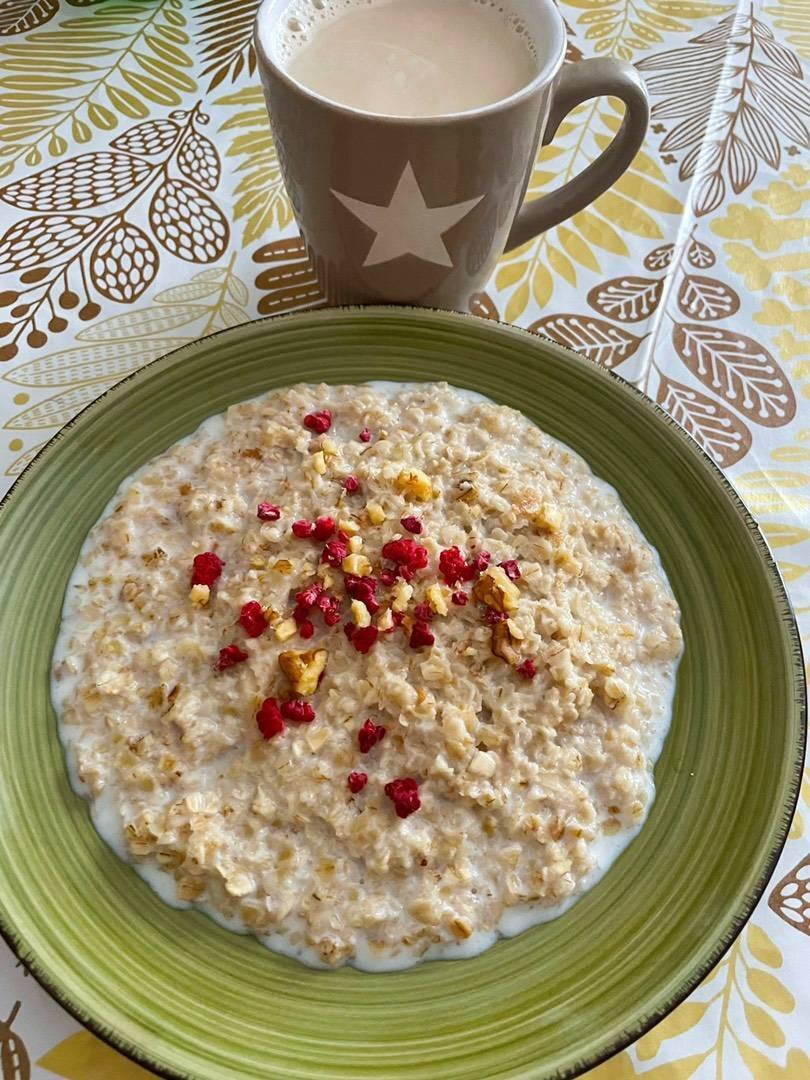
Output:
[{"xmin": 0, "ymin": 304, "xmax": 805, "ymax": 1080}]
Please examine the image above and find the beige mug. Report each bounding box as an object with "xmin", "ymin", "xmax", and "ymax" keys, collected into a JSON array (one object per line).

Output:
[{"xmin": 255, "ymin": 0, "xmax": 649, "ymax": 312}]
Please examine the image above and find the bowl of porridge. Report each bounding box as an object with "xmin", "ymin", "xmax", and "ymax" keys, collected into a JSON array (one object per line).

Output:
[{"xmin": 0, "ymin": 307, "xmax": 803, "ymax": 1079}]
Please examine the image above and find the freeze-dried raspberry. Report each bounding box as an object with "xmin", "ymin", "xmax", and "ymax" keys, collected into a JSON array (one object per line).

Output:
[
  {"xmin": 322, "ymin": 538, "xmax": 350, "ymax": 567},
  {"xmin": 298, "ymin": 619, "xmax": 315, "ymax": 639},
  {"xmin": 413, "ymin": 602, "xmax": 433, "ymax": 622},
  {"xmin": 381, "ymin": 539, "xmax": 429, "ymax": 573},
  {"xmin": 314, "ymin": 515, "xmax": 335, "ymax": 541},
  {"xmin": 256, "ymin": 698, "xmax": 284, "ymax": 739},
  {"xmin": 343, "ymin": 475, "xmax": 360, "ymax": 493},
  {"xmin": 438, "ymin": 547, "xmax": 474, "ymax": 586},
  {"xmin": 379, "ymin": 569, "xmax": 397, "ymax": 588},
  {"xmin": 451, "ymin": 591, "xmax": 468, "ymax": 606},
  {"xmin": 348, "ymin": 771, "xmax": 368, "ymax": 793},
  {"xmin": 358, "ymin": 428, "xmax": 372, "ymax": 443},
  {"xmin": 351, "ymin": 626, "xmax": 378, "ymax": 654},
  {"xmin": 345, "ymin": 574, "xmax": 379, "ymax": 614},
  {"xmin": 239, "ymin": 600, "xmax": 268, "ymax": 638},
  {"xmin": 216, "ymin": 643, "xmax": 249, "ymax": 670},
  {"xmin": 303, "ymin": 409, "xmax": 331, "ymax": 434},
  {"xmin": 296, "ymin": 581, "xmax": 324, "ymax": 609},
  {"xmin": 517, "ymin": 658, "xmax": 537, "ymax": 680},
  {"xmin": 292, "ymin": 519, "xmax": 315, "ymax": 539},
  {"xmin": 281, "ymin": 699, "xmax": 315, "ymax": 723},
  {"xmin": 499, "ymin": 559, "xmax": 521, "ymax": 581},
  {"xmin": 400, "ymin": 515, "xmax": 423, "ymax": 534},
  {"xmin": 485, "ymin": 609, "xmax": 508, "ymax": 624},
  {"xmin": 358, "ymin": 718, "xmax": 386, "ymax": 753},
  {"xmin": 409, "ymin": 621, "xmax": 435, "ymax": 649},
  {"xmin": 384, "ymin": 777, "xmax": 421, "ymax": 819},
  {"xmin": 473, "ymin": 551, "xmax": 492, "ymax": 573},
  {"xmin": 316, "ymin": 592, "xmax": 342, "ymax": 626},
  {"xmin": 191, "ymin": 551, "xmax": 223, "ymax": 587},
  {"xmin": 257, "ymin": 503, "xmax": 281, "ymax": 521}
]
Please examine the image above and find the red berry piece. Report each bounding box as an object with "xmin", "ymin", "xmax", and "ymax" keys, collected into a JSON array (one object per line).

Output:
[
  {"xmin": 343, "ymin": 621, "xmax": 356, "ymax": 640},
  {"xmin": 351, "ymin": 626, "xmax": 378, "ymax": 654},
  {"xmin": 409, "ymin": 621, "xmax": 435, "ymax": 649},
  {"xmin": 379, "ymin": 568, "xmax": 397, "ymax": 588},
  {"xmin": 299, "ymin": 619, "xmax": 315, "ymax": 639},
  {"xmin": 322, "ymin": 537, "xmax": 350, "ymax": 567},
  {"xmin": 348, "ymin": 771, "xmax": 368, "ymax": 793},
  {"xmin": 257, "ymin": 503, "xmax": 281, "ymax": 521},
  {"xmin": 316, "ymin": 592, "xmax": 343, "ymax": 626},
  {"xmin": 451, "ymin": 591, "xmax": 468, "ymax": 606},
  {"xmin": 296, "ymin": 581, "xmax": 324, "ymax": 609},
  {"xmin": 256, "ymin": 697, "xmax": 284, "ymax": 739},
  {"xmin": 384, "ymin": 777, "xmax": 421, "ymax": 819},
  {"xmin": 400, "ymin": 515, "xmax": 423, "ymax": 534},
  {"xmin": 358, "ymin": 427, "xmax": 372, "ymax": 443},
  {"xmin": 485, "ymin": 609, "xmax": 508, "ymax": 624},
  {"xmin": 281, "ymin": 699, "xmax": 316, "ymax": 723},
  {"xmin": 191, "ymin": 551, "xmax": 224, "ymax": 587},
  {"xmin": 473, "ymin": 551, "xmax": 492, "ymax": 573},
  {"xmin": 438, "ymin": 547, "xmax": 474, "ymax": 585},
  {"xmin": 358, "ymin": 718, "xmax": 386, "ymax": 753},
  {"xmin": 216, "ymin": 643, "xmax": 249, "ymax": 671},
  {"xmin": 303, "ymin": 409, "xmax": 332, "ymax": 434},
  {"xmin": 239, "ymin": 600, "xmax": 268, "ymax": 638},
  {"xmin": 345, "ymin": 574, "xmax": 379, "ymax": 614},
  {"xmin": 292, "ymin": 519, "xmax": 315, "ymax": 539},
  {"xmin": 390, "ymin": 610, "xmax": 405, "ymax": 628},
  {"xmin": 381, "ymin": 539, "xmax": 429, "ymax": 574},
  {"xmin": 412, "ymin": 602, "xmax": 433, "ymax": 622},
  {"xmin": 499, "ymin": 559, "xmax": 521, "ymax": 581},
  {"xmin": 314, "ymin": 515, "xmax": 335, "ymax": 541},
  {"xmin": 343, "ymin": 475, "xmax": 360, "ymax": 493},
  {"xmin": 517, "ymin": 658, "xmax": 537, "ymax": 680}
]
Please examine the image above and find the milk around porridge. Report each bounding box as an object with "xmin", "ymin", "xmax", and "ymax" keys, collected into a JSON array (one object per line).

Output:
[{"xmin": 53, "ymin": 382, "xmax": 682, "ymax": 970}]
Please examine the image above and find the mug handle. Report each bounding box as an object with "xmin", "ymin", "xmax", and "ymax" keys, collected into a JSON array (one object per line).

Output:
[{"xmin": 506, "ymin": 58, "xmax": 649, "ymax": 251}]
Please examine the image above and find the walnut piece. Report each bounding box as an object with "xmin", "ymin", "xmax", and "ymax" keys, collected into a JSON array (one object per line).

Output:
[
  {"xmin": 473, "ymin": 565, "xmax": 520, "ymax": 613},
  {"xmin": 491, "ymin": 621, "xmax": 521, "ymax": 665},
  {"xmin": 394, "ymin": 467, "xmax": 434, "ymax": 501},
  {"xmin": 279, "ymin": 648, "xmax": 328, "ymax": 695}
]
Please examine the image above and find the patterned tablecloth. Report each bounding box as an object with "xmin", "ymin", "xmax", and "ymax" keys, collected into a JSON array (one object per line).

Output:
[{"xmin": 0, "ymin": 0, "xmax": 807, "ymax": 1076}]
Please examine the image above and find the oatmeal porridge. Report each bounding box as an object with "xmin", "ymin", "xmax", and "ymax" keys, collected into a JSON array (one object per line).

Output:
[{"xmin": 53, "ymin": 382, "xmax": 682, "ymax": 970}]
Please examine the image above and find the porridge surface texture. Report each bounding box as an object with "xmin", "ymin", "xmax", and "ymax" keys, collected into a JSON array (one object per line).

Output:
[{"xmin": 53, "ymin": 382, "xmax": 682, "ymax": 969}]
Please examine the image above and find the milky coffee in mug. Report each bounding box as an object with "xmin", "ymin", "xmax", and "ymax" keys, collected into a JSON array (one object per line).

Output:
[{"xmin": 255, "ymin": 0, "xmax": 649, "ymax": 309}]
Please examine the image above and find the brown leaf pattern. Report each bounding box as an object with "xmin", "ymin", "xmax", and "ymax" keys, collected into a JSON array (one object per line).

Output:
[
  {"xmin": 639, "ymin": 12, "xmax": 810, "ymax": 214},
  {"xmin": 530, "ymin": 313, "xmax": 647, "ymax": 368},
  {"xmin": 657, "ymin": 373, "xmax": 752, "ymax": 466},
  {"xmin": 194, "ymin": 0, "xmax": 259, "ymax": 90},
  {"xmin": 769, "ymin": 854, "xmax": 810, "ymax": 935},
  {"xmin": 252, "ymin": 236, "xmax": 326, "ymax": 317},
  {"xmin": 0, "ymin": 0, "xmax": 57, "ymax": 36},
  {"xmin": 587, "ymin": 275, "xmax": 663, "ymax": 321},
  {"xmin": 676, "ymin": 273, "xmax": 740, "ymax": 319}
]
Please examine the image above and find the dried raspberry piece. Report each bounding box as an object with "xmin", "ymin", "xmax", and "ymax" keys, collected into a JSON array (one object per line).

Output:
[
  {"xmin": 517, "ymin": 658, "xmax": 537, "ymax": 679},
  {"xmin": 379, "ymin": 569, "xmax": 397, "ymax": 588},
  {"xmin": 348, "ymin": 771, "xmax": 368, "ymax": 793},
  {"xmin": 296, "ymin": 581, "xmax": 324, "ymax": 609},
  {"xmin": 256, "ymin": 697, "xmax": 284, "ymax": 739},
  {"xmin": 316, "ymin": 592, "xmax": 342, "ymax": 626},
  {"xmin": 257, "ymin": 502, "xmax": 281, "ymax": 522},
  {"xmin": 303, "ymin": 409, "xmax": 332, "ymax": 434},
  {"xmin": 381, "ymin": 539, "xmax": 429, "ymax": 573},
  {"xmin": 298, "ymin": 619, "xmax": 315, "ymax": 639},
  {"xmin": 438, "ymin": 546, "xmax": 474, "ymax": 586},
  {"xmin": 351, "ymin": 626, "xmax": 378, "ymax": 654},
  {"xmin": 343, "ymin": 475, "xmax": 360, "ymax": 493},
  {"xmin": 391, "ymin": 610, "xmax": 404, "ymax": 628},
  {"xmin": 216, "ymin": 643, "xmax": 249, "ymax": 670},
  {"xmin": 485, "ymin": 609, "xmax": 508, "ymax": 624},
  {"xmin": 358, "ymin": 718, "xmax": 386, "ymax": 753},
  {"xmin": 499, "ymin": 559, "xmax": 522, "ymax": 581},
  {"xmin": 451, "ymin": 591, "xmax": 469, "ymax": 606},
  {"xmin": 384, "ymin": 777, "xmax": 421, "ymax": 819},
  {"xmin": 358, "ymin": 427, "xmax": 372, "ymax": 443},
  {"xmin": 314, "ymin": 515, "xmax": 335, "ymax": 541},
  {"xmin": 191, "ymin": 551, "xmax": 224, "ymax": 587},
  {"xmin": 409, "ymin": 621, "xmax": 435, "ymax": 649},
  {"xmin": 292, "ymin": 519, "xmax": 315, "ymax": 539},
  {"xmin": 400, "ymin": 515, "xmax": 423, "ymax": 534},
  {"xmin": 322, "ymin": 537, "xmax": 350, "ymax": 567},
  {"xmin": 239, "ymin": 600, "xmax": 268, "ymax": 638},
  {"xmin": 473, "ymin": 551, "xmax": 492, "ymax": 573},
  {"xmin": 343, "ymin": 621, "xmax": 356, "ymax": 640},
  {"xmin": 413, "ymin": 602, "xmax": 433, "ymax": 622},
  {"xmin": 281, "ymin": 699, "xmax": 316, "ymax": 723},
  {"xmin": 345, "ymin": 574, "xmax": 379, "ymax": 614},
  {"xmin": 293, "ymin": 603, "xmax": 311, "ymax": 625}
]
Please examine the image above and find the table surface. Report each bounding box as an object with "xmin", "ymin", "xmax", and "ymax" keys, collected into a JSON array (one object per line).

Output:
[{"xmin": 0, "ymin": 1, "xmax": 807, "ymax": 1077}]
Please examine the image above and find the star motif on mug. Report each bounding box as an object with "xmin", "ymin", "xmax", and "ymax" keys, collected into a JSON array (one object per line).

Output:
[{"xmin": 331, "ymin": 162, "xmax": 483, "ymax": 268}]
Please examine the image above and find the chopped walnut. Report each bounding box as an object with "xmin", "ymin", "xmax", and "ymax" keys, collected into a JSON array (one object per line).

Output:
[
  {"xmin": 342, "ymin": 553, "xmax": 372, "ymax": 576},
  {"xmin": 274, "ymin": 617, "xmax": 298, "ymax": 642},
  {"xmin": 351, "ymin": 599, "xmax": 371, "ymax": 628},
  {"xmin": 311, "ymin": 450, "xmax": 327, "ymax": 475},
  {"xmin": 473, "ymin": 565, "xmax": 520, "ymax": 613},
  {"xmin": 365, "ymin": 501, "xmax": 386, "ymax": 525},
  {"xmin": 279, "ymin": 647, "xmax": 328, "ymax": 695},
  {"xmin": 377, "ymin": 607, "xmax": 394, "ymax": 632},
  {"xmin": 532, "ymin": 503, "xmax": 563, "ymax": 533},
  {"xmin": 426, "ymin": 583, "xmax": 449, "ymax": 616},
  {"xmin": 391, "ymin": 580, "xmax": 413, "ymax": 612},
  {"xmin": 189, "ymin": 583, "xmax": 210, "ymax": 606},
  {"xmin": 394, "ymin": 467, "xmax": 434, "ymax": 501},
  {"xmin": 491, "ymin": 621, "xmax": 521, "ymax": 665}
]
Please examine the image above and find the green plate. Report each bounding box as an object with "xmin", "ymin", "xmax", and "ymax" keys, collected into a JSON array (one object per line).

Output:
[{"xmin": 0, "ymin": 307, "xmax": 804, "ymax": 1080}]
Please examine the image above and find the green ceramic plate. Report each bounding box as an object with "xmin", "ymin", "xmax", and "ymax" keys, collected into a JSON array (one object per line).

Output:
[{"xmin": 0, "ymin": 307, "xmax": 804, "ymax": 1080}]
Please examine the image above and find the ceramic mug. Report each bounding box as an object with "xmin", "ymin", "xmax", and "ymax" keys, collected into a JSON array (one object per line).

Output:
[{"xmin": 254, "ymin": 0, "xmax": 649, "ymax": 312}]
